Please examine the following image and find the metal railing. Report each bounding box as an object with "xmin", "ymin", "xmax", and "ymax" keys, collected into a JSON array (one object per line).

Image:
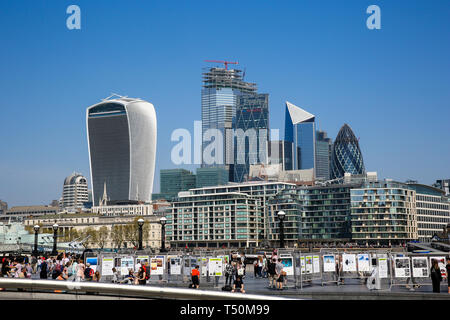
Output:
[{"xmin": 0, "ymin": 278, "xmax": 294, "ymax": 300}]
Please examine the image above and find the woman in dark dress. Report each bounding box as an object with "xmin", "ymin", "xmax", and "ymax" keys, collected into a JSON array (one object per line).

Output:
[{"xmin": 430, "ymin": 259, "xmax": 442, "ymax": 293}]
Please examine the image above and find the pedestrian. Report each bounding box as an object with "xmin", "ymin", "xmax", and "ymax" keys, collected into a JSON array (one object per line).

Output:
[
  {"xmin": 232, "ymin": 275, "xmax": 245, "ymax": 293},
  {"xmin": 267, "ymin": 258, "xmax": 277, "ymax": 288},
  {"xmin": 191, "ymin": 265, "xmax": 200, "ymax": 289},
  {"xmin": 137, "ymin": 266, "xmax": 146, "ymax": 285},
  {"xmin": 446, "ymin": 257, "xmax": 450, "ymax": 294},
  {"xmin": 84, "ymin": 263, "xmax": 94, "ymax": 281},
  {"xmin": 275, "ymin": 258, "xmax": 285, "ymax": 290},
  {"xmin": 224, "ymin": 261, "xmax": 234, "ymax": 286},
  {"xmin": 112, "ymin": 267, "xmax": 119, "ymax": 283},
  {"xmin": 40, "ymin": 258, "xmax": 48, "ymax": 279},
  {"xmin": 430, "ymin": 259, "xmax": 442, "ymax": 293},
  {"xmin": 75, "ymin": 259, "xmax": 85, "ymax": 282},
  {"xmin": 93, "ymin": 271, "xmax": 101, "ymax": 282},
  {"xmin": 257, "ymin": 256, "xmax": 263, "ymax": 278},
  {"xmin": 253, "ymin": 259, "xmax": 258, "ymax": 278}
]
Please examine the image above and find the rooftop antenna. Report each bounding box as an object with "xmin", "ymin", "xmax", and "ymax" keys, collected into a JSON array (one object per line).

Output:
[
  {"xmin": 103, "ymin": 93, "xmax": 128, "ymax": 101},
  {"xmin": 204, "ymin": 60, "xmax": 239, "ymax": 70}
]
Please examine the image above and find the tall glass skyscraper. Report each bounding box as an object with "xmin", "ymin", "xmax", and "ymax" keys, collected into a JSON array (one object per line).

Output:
[
  {"xmin": 331, "ymin": 124, "xmax": 365, "ymax": 179},
  {"xmin": 284, "ymin": 101, "xmax": 316, "ymax": 171},
  {"xmin": 315, "ymin": 131, "xmax": 332, "ymax": 180},
  {"xmin": 86, "ymin": 96, "xmax": 157, "ymax": 205},
  {"xmin": 233, "ymin": 93, "xmax": 269, "ymax": 182},
  {"xmin": 201, "ymin": 67, "xmax": 256, "ymax": 180}
]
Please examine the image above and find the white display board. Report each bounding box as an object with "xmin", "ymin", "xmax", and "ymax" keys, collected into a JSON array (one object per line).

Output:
[
  {"xmin": 208, "ymin": 258, "xmax": 223, "ymax": 276},
  {"xmin": 394, "ymin": 257, "xmax": 411, "ymax": 278},
  {"xmin": 342, "ymin": 254, "xmax": 357, "ymax": 272},
  {"xmin": 279, "ymin": 255, "xmax": 294, "ymax": 276},
  {"xmin": 121, "ymin": 257, "xmax": 135, "ymax": 275},
  {"xmin": 323, "ymin": 255, "xmax": 336, "ymax": 272},
  {"xmin": 312, "ymin": 255, "xmax": 320, "ymax": 274},
  {"xmin": 201, "ymin": 258, "xmax": 208, "ymax": 277},
  {"xmin": 378, "ymin": 257, "xmax": 389, "ymax": 278},
  {"xmin": 300, "ymin": 256, "xmax": 306, "ymax": 274},
  {"xmin": 170, "ymin": 257, "xmax": 182, "ymax": 275},
  {"xmin": 150, "ymin": 256, "xmax": 164, "ymax": 275},
  {"xmin": 305, "ymin": 256, "xmax": 313, "ymax": 274},
  {"xmin": 135, "ymin": 255, "xmax": 149, "ymax": 270},
  {"xmin": 101, "ymin": 257, "xmax": 114, "ymax": 276},
  {"xmin": 412, "ymin": 257, "xmax": 429, "ymax": 278},
  {"xmin": 357, "ymin": 254, "xmax": 370, "ymax": 272}
]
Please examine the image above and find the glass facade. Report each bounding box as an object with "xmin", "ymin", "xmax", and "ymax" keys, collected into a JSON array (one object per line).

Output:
[
  {"xmin": 284, "ymin": 103, "xmax": 316, "ymax": 171},
  {"xmin": 233, "ymin": 94, "xmax": 269, "ymax": 182},
  {"xmin": 350, "ymin": 181, "xmax": 417, "ymax": 244},
  {"xmin": 195, "ymin": 167, "xmax": 229, "ymax": 188},
  {"xmin": 160, "ymin": 169, "xmax": 196, "ymax": 200},
  {"xmin": 315, "ymin": 131, "xmax": 332, "ymax": 180},
  {"xmin": 331, "ymin": 124, "xmax": 365, "ymax": 179}
]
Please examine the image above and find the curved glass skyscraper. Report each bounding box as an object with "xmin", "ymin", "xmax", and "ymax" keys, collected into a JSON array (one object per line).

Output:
[
  {"xmin": 86, "ymin": 95, "xmax": 157, "ymax": 205},
  {"xmin": 331, "ymin": 124, "xmax": 365, "ymax": 179}
]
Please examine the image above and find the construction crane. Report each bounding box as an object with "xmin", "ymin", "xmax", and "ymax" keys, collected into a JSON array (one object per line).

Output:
[{"xmin": 204, "ymin": 60, "xmax": 239, "ymax": 70}]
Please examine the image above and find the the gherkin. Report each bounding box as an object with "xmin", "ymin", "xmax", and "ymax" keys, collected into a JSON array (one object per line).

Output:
[{"xmin": 331, "ymin": 124, "xmax": 365, "ymax": 179}]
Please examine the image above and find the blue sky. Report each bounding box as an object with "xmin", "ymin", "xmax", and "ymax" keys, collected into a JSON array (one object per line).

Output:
[{"xmin": 0, "ymin": 0, "xmax": 449, "ymax": 206}]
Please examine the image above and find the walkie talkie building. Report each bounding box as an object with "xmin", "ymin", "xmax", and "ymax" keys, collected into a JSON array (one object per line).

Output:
[
  {"xmin": 86, "ymin": 95, "xmax": 157, "ymax": 205},
  {"xmin": 331, "ymin": 124, "xmax": 365, "ymax": 179}
]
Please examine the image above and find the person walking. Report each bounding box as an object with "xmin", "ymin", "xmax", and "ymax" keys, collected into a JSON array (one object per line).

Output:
[
  {"xmin": 39, "ymin": 258, "xmax": 48, "ymax": 279},
  {"xmin": 75, "ymin": 259, "xmax": 85, "ymax": 282},
  {"xmin": 224, "ymin": 261, "xmax": 234, "ymax": 286},
  {"xmin": 191, "ymin": 265, "xmax": 200, "ymax": 289},
  {"xmin": 267, "ymin": 258, "xmax": 277, "ymax": 288},
  {"xmin": 137, "ymin": 266, "xmax": 146, "ymax": 285},
  {"xmin": 430, "ymin": 259, "xmax": 442, "ymax": 293}
]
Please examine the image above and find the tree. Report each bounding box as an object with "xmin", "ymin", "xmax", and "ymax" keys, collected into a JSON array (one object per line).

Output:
[
  {"xmin": 96, "ymin": 226, "xmax": 109, "ymax": 249},
  {"xmin": 111, "ymin": 225, "xmax": 125, "ymax": 249},
  {"xmin": 123, "ymin": 217, "xmax": 151, "ymax": 249},
  {"xmin": 63, "ymin": 228, "xmax": 80, "ymax": 242},
  {"xmin": 80, "ymin": 227, "xmax": 97, "ymax": 249}
]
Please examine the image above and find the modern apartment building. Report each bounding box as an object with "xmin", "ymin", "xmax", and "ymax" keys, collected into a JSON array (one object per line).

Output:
[
  {"xmin": 407, "ymin": 183, "xmax": 450, "ymax": 242},
  {"xmin": 351, "ymin": 181, "xmax": 418, "ymax": 245}
]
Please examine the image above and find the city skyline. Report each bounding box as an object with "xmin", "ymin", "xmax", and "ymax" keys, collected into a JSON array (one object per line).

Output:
[{"xmin": 1, "ymin": 1, "xmax": 450, "ymax": 206}]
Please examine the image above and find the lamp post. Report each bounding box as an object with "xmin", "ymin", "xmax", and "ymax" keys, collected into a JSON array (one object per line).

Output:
[
  {"xmin": 277, "ymin": 211, "xmax": 286, "ymax": 249},
  {"xmin": 33, "ymin": 225, "xmax": 40, "ymax": 256},
  {"xmin": 51, "ymin": 223, "xmax": 59, "ymax": 256},
  {"xmin": 137, "ymin": 218, "xmax": 145, "ymax": 251},
  {"xmin": 159, "ymin": 217, "xmax": 167, "ymax": 253}
]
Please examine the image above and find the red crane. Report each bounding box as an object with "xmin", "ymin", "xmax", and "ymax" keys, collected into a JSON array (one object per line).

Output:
[{"xmin": 204, "ymin": 60, "xmax": 239, "ymax": 70}]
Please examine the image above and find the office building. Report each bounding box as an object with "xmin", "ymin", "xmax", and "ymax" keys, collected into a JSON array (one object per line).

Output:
[
  {"xmin": 0, "ymin": 200, "xmax": 7, "ymax": 215},
  {"xmin": 406, "ymin": 183, "xmax": 450, "ymax": 242},
  {"xmin": 233, "ymin": 93, "xmax": 269, "ymax": 182},
  {"xmin": 284, "ymin": 101, "xmax": 316, "ymax": 171},
  {"xmin": 201, "ymin": 66, "xmax": 256, "ymax": 179},
  {"xmin": 86, "ymin": 95, "xmax": 157, "ymax": 205},
  {"xmin": 196, "ymin": 167, "xmax": 229, "ymax": 188},
  {"xmin": 268, "ymin": 140, "xmax": 294, "ymax": 171},
  {"xmin": 61, "ymin": 173, "xmax": 89, "ymax": 210},
  {"xmin": 350, "ymin": 181, "xmax": 418, "ymax": 245},
  {"xmin": 315, "ymin": 131, "xmax": 332, "ymax": 180},
  {"xmin": 331, "ymin": 124, "xmax": 365, "ymax": 179},
  {"xmin": 160, "ymin": 169, "xmax": 196, "ymax": 200}
]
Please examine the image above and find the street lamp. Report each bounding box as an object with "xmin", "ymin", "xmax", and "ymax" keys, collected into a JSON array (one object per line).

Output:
[
  {"xmin": 51, "ymin": 223, "xmax": 59, "ymax": 256},
  {"xmin": 159, "ymin": 217, "xmax": 167, "ymax": 253},
  {"xmin": 137, "ymin": 218, "xmax": 145, "ymax": 251},
  {"xmin": 277, "ymin": 211, "xmax": 286, "ymax": 249},
  {"xmin": 33, "ymin": 225, "xmax": 40, "ymax": 256}
]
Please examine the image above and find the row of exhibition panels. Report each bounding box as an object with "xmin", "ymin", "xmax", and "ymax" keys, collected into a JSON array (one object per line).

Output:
[{"xmin": 85, "ymin": 250, "xmax": 449, "ymax": 290}]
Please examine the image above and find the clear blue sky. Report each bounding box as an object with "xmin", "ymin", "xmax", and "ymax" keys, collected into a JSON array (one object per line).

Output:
[{"xmin": 1, "ymin": 0, "xmax": 449, "ymax": 207}]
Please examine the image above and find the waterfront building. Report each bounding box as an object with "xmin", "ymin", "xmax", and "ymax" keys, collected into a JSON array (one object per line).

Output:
[
  {"xmin": 61, "ymin": 173, "xmax": 89, "ymax": 210},
  {"xmin": 284, "ymin": 101, "xmax": 316, "ymax": 171},
  {"xmin": 86, "ymin": 95, "xmax": 157, "ymax": 205},
  {"xmin": 92, "ymin": 203, "xmax": 153, "ymax": 217},
  {"xmin": 406, "ymin": 183, "xmax": 450, "ymax": 242},
  {"xmin": 1, "ymin": 205, "xmax": 59, "ymax": 223},
  {"xmin": 167, "ymin": 192, "xmax": 262, "ymax": 248},
  {"xmin": 350, "ymin": 181, "xmax": 418, "ymax": 245},
  {"xmin": 331, "ymin": 124, "xmax": 365, "ymax": 179}
]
